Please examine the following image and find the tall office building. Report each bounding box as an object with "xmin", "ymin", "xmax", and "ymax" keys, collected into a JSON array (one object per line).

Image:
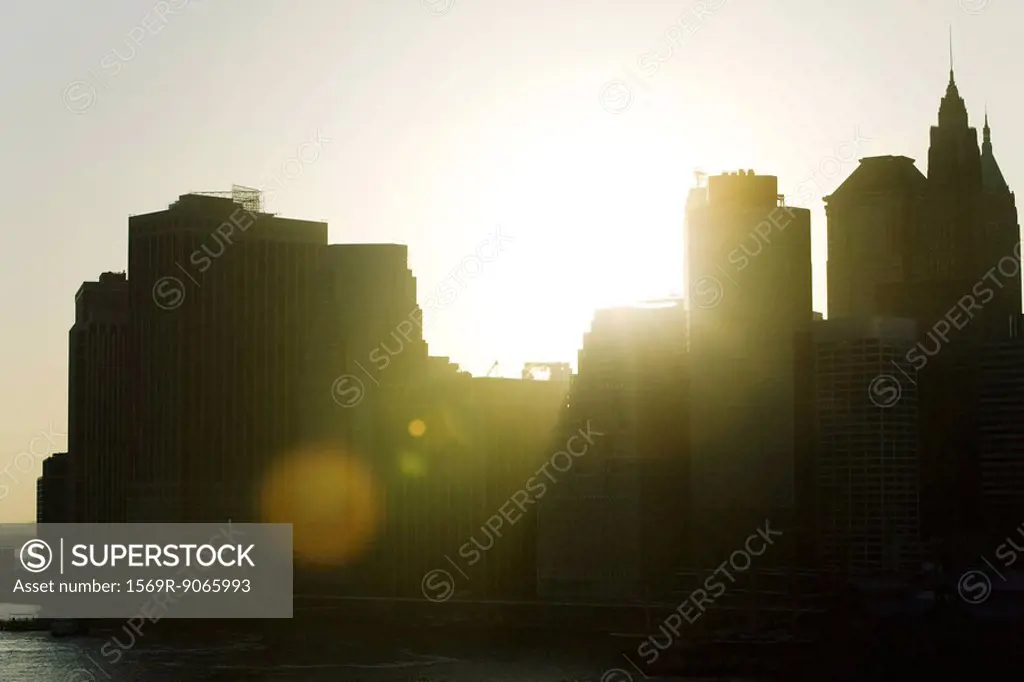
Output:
[
  {"xmin": 537, "ymin": 300, "xmax": 689, "ymax": 601},
  {"xmin": 336, "ymin": 372, "xmax": 565, "ymax": 599},
  {"xmin": 69, "ymin": 271, "xmax": 129, "ymax": 522},
  {"xmin": 923, "ymin": 67, "xmax": 1020, "ymax": 336},
  {"xmin": 980, "ymin": 112, "xmax": 1020, "ymax": 325},
  {"xmin": 824, "ymin": 156, "xmax": 928, "ymax": 319},
  {"xmin": 827, "ymin": 67, "xmax": 1020, "ymax": 334},
  {"xmin": 813, "ymin": 318, "xmax": 921, "ymax": 576},
  {"xmin": 127, "ymin": 190, "xmax": 327, "ymax": 522},
  {"xmin": 36, "ymin": 452, "xmax": 70, "ymax": 523},
  {"xmin": 685, "ymin": 171, "xmax": 811, "ymax": 564},
  {"xmin": 826, "ymin": 61, "xmax": 1022, "ymax": 549},
  {"xmin": 300, "ymin": 243, "xmax": 429, "ymax": 446},
  {"xmin": 975, "ymin": 333, "xmax": 1024, "ymax": 533}
]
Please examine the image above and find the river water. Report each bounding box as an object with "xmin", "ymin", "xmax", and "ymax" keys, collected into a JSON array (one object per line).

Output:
[{"xmin": 0, "ymin": 626, "xmax": 684, "ymax": 682}]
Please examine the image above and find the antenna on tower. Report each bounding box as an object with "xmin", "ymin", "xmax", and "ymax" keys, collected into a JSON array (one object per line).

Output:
[{"xmin": 948, "ymin": 25, "xmax": 955, "ymax": 81}]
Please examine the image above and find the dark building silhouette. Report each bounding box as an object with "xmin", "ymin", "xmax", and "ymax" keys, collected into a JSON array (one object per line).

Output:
[
  {"xmin": 335, "ymin": 373, "xmax": 565, "ymax": 600},
  {"xmin": 685, "ymin": 171, "xmax": 810, "ymax": 566},
  {"xmin": 824, "ymin": 155, "xmax": 928, "ymax": 320},
  {"xmin": 975, "ymin": 330, "xmax": 1024, "ymax": 532},
  {"xmin": 127, "ymin": 190, "xmax": 328, "ymax": 522},
  {"xmin": 812, "ymin": 318, "xmax": 921, "ymax": 576},
  {"xmin": 300, "ymin": 243, "xmax": 429, "ymax": 447},
  {"xmin": 826, "ymin": 61, "xmax": 1022, "ymax": 555},
  {"xmin": 537, "ymin": 300, "xmax": 689, "ymax": 601},
  {"xmin": 36, "ymin": 452, "xmax": 70, "ymax": 523},
  {"xmin": 69, "ymin": 271, "xmax": 129, "ymax": 522},
  {"xmin": 922, "ymin": 70, "xmax": 1020, "ymax": 337},
  {"xmin": 827, "ymin": 69, "xmax": 1019, "ymax": 334}
]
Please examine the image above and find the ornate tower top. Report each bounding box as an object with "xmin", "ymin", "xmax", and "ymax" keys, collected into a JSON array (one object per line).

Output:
[
  {"xmin": 981, "ymin": 108, "xmax": 1009, "ymax": 191},
  {"xmin": 983, "ymin": 106, "xmax": 991, "ymax": 150},
  {"xmin": 938, "ymin": 30, "xmax": 969, "ymax": 128}
]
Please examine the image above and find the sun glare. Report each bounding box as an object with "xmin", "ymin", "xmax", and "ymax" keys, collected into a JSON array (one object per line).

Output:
[{"xmin": 260, "ymin": 447, "xmax": 381, "ymax": 567}]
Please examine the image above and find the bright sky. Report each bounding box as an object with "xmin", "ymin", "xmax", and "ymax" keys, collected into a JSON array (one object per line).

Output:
[{"xmin": 1, "ymin": 0, "xmax": 1021, "ymax": 521}]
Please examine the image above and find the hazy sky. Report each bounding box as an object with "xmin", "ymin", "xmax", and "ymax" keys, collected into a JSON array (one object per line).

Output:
[{"xmin": 1, "ymin": 0, "xmax": 1021, "ymax": 521}]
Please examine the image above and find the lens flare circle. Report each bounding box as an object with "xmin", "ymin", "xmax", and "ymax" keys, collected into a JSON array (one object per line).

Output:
[{"xmin": 260, "ymin": 447, "xmax": 381, "ymax": 566}]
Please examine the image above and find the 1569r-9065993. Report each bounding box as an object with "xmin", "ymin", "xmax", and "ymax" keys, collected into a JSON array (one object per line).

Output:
[{"xmin": 126, "ymin": 578, "xmax": 251, "ymax": 593}]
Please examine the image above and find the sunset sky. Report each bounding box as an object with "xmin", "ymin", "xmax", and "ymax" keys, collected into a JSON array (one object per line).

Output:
[{"xmin": 1, "ymin": 0, "xmax": 1021, "ymax": 521}]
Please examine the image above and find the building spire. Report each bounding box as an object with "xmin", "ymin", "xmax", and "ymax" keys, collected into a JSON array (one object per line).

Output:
[
  {"xmin": 983, "ymin": 104, "xmax": 992, "ymax": 147},
  {"xmin": 937, "ymin": 28, "xmax": 967, "ymax": 127},
  {"xmin": 949, "ymin": 25, "xmax": 955, "ymax": 84},
  {"xmin": 980, "ymin": 105, "xmax": 1008, "ymax": 191}
]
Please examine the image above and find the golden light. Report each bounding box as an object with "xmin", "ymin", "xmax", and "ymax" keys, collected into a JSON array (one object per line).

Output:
[
  {"xmin": 408, "ymin": 419, "xmax": 426, "ymax": 438},
  {"xmin": 260, "ymin": 447, "xmax": 381, "ymax": 567},
  {"xmin": 398, "ymin": 451, "xmax": 427, "ymax": 477}
]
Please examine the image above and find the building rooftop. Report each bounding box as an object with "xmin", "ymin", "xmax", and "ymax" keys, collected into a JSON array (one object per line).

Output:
[{"xmin": 826, "ymin": 156, "xmax": 927, "ymax": 201}]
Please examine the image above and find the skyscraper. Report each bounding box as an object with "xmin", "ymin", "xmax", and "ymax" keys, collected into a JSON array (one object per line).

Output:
[
  {"xmin": 923, "ymin": 66, "xmax": 1020, "ymax": 338},
  {"xmin": 537, "ymin": 300, "xmax": 689, "ymax": 601},
  {"xmin": 685, "ymin": 171, "xmax": 811, "ymax": 563},
  {"xmin": 69, "ymin": 271, "xmax": 129, "ymax": 522},
  {"xmin": 299, "ymin": 243, "xmax": 429, "ymax": 447},
  {"xmin": 824, "ymin": 156, "xmax": 928, "ymax": 320},
  {"xmin": 826, "ymin": 65, "xmax": 1020, "ymax": 335},
  {"xmin": 127, "ymin": 191, "xmax": 327, "ymax": 522},
  {"xmin": 36, "ymin": 452, "xmax": 70, "ymax": 524},
  {"xmin": 975, "ymin": 332, "xmax": 1024, "ymax": 533},
  {"xmin": 813, "ymin": 318, "xmax": 921, "ymax": 576},
  {"xmin": 825, "ymin": 58, "xmax": 1022, "ymax": 553}
]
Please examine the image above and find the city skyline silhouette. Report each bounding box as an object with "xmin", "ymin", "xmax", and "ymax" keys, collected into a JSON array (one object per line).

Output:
[
  {"xmin": 2, "ymin": 2, "xmax": 1024, "ymax": 680},
  {"xmin": 5, "ymin": 7, "xmax": 1023, "ymax": 508}
]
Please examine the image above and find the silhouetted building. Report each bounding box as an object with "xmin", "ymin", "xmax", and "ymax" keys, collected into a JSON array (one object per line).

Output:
[
  {"xmin": 344, "ymin": 374, "xmax": 565, "ymax": 600},
  {"xmin": 537, "ymin": 300, "xmax": 689, "ymax": 601},
  {"xmin": 826, "ymin": 61, "xmax": 1022, "ymax": 552},
  {"xmin": 69, "ymin": 271, "xmax": 129, "ymax": 522},
  {"xmin": 975, "ymin": 333, "xmax": 1024, "ymax": 530},
  {"xmin": 828, "ymin": 75, "xmax": 1019, "ymax": 336},
  {"xmin": 824, "ymin": 156, "xmax": 928, "ymax": 320},
  {"xmin": 923, "ymin": 69, "xmax": 1020, "ymax": 337},
  {"xmin": 685, "ymin": 171, "xmax": 811, "ymax": 565},
  {"xmin": 127, "ymin": 190, "xmax": 327, "ymax": 522},
  {"xmin": 36, "ymin": 452, "xmax": 70, "ymax": 524},
  {"xmin": 300, "ymin": 243, "xmax": 429, "ymax": 447},
  {"xmin": 813, "ymin": 318, "xmax": 921, "ymax": 576}
]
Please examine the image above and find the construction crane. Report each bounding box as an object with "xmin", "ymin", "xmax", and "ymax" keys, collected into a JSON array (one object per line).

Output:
[{"xmin": 486, "ymin": 361, "xmax": 499, "ymax": 377}]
